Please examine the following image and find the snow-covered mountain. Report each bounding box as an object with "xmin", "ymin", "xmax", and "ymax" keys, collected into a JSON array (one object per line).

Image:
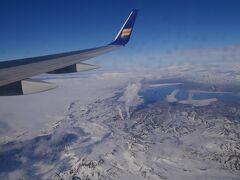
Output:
[{"xmin": 0, "ymin": 65, "xmax": 240, "ymax": 180}]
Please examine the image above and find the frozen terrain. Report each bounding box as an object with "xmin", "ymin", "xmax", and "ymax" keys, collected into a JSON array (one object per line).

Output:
[{"xmin": 0, "ymin": 64, "xmax": 240, "ymax": 180}]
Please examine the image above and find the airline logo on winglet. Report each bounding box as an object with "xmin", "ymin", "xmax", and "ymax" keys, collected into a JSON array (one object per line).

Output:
[{"xmin": 121, "ymin": 28, "xmax": 132, "ymax": 38}]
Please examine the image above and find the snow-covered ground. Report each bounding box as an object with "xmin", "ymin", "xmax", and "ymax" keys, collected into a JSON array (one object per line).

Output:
[{"xmin": 0, "ymin": 64, "xmax": 240, "ymax": 180}]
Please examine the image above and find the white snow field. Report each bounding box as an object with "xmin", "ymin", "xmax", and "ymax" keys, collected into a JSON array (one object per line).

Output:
[{"xmin": 0, "ymin": 65, "xmax": 240, "ymax": 180}]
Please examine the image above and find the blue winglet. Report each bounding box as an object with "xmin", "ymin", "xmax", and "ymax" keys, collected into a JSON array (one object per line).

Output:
[{"xmin": 110, "ymin": 9, "xmax": 138, "ymax": 46}]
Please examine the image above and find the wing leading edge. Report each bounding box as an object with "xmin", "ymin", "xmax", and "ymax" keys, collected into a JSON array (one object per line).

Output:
[{"xmin": 0, "ymin": 9, "xmax": 138, "ymax": 90}]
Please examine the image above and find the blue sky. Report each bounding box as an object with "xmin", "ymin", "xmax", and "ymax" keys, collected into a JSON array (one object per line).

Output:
[{"xmin": 0, "ymin": 0, "xmax": 240, "ymax": 67}]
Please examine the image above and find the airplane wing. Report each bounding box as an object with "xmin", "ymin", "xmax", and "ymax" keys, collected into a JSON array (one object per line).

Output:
[{"xmin": 0, "ymin": 10, "xmax": 138, "ymax": 95}]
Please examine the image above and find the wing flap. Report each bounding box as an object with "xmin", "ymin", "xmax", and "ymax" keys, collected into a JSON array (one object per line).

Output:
[
  {"xmin": 0, "ymin": 79, "xmax": 57, "ymax": 96},
  {"xmin": 48, "ymin": 63, "xmax": 98, "ymax": 74}
]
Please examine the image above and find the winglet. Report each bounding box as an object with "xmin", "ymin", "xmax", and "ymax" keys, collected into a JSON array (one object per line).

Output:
[{"xmin": 110, "ymin": 9, "xmax": 138, "ymax": 46}]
